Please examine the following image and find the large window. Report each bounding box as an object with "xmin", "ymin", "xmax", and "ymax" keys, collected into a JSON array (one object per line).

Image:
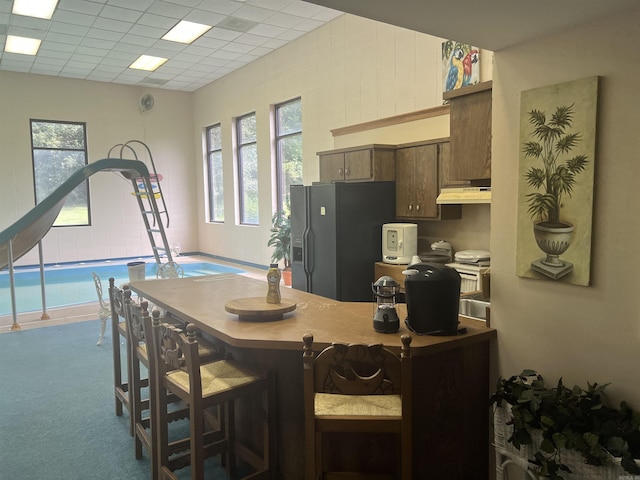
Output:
[
  {"xmin": 236, "ymin": 113, "xmax": 258, "ymax": 225},
  {"xmin": 30, "ymin": 120, "xmax": 89, "ymax": 226},
  {"xmin": 274, "ymin": 98, "xmax": 302, "ymax": 213},
  {"xmin": 205, "ymin": 123, "xmax": 224, "ymax": 222}
]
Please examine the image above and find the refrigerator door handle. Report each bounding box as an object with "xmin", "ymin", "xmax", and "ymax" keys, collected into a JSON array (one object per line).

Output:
[{"xmin": 304, "ymin": 227, "xmax": 314, "ymax": 278}]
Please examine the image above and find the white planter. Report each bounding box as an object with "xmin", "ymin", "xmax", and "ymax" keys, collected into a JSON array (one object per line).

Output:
[{"xmin": 493, "ymin": 404, "xmax": 627, "ymax": 480}]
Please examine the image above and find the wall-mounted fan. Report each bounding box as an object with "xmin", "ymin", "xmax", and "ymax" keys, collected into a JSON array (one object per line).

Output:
[{"xmin": 139, "ymin": 93, "xmax": 155, "ymax": 113}]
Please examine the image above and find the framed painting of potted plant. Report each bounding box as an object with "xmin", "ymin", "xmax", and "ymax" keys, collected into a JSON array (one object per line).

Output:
[{"xmin": 516, "ymin": 76, "xmax": 599, "ymax": 286}]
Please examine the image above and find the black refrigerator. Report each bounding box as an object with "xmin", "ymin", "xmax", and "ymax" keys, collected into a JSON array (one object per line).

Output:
[{"xmin": 290, "ymin": 181, "xmax": 396, "ymax": 302}]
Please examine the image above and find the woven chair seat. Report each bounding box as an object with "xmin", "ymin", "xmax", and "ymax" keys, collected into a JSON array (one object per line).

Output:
[
  {"xmin": 315, "ymin": 393, "xmax": 401, "ymax": 417},
  {"xmin": 167, "ymin": 359, "xmax": 261, "ymax": 396}
]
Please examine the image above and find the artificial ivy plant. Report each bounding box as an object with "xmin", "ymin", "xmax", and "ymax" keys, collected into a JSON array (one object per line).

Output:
[{"xmin": 490, "ymin": 369, "xmax": 640, "ymax": 480}]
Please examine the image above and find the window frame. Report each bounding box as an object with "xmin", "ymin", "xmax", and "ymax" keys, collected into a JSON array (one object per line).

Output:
[
  {"xmin": 205, "ymin": 122, "xmax": 224, "ymax": 223},
  {"xmin": 274, "ymin": 97, "xmax": 302, "ymax": 214},
  {"xmin": 236, "ymin": 112, "xmax": 259, "ymax": 225},
  {"xmin": 30, "ymin": 119, "xmax": 90, "ymax": 227}
]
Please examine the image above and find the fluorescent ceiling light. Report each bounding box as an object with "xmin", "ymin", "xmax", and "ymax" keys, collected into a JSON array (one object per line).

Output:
[
  {"xmin": 12, "ymin": 0, "xmax": 59, "ymax": 20},
  {"xmin": 162, "ymin": 20, "xmax": 212, "ymax": 44},
  {"xmin": 129, "ymin": 55, "xmax": 168, "ymax": 71},
  {"xmin": 5, "ymin": 35, "xmax": 42, "ymax": 55}
]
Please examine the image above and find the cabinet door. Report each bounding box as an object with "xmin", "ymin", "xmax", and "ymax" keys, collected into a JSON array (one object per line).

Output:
[
  {"xmin": 344, "ymin": 149, "xmax": 372, "ymax": 181},
  {"xmin": 319, "ymin": 152, "xmax": 345, "ymax": 182},
  {"xmin": 439, "ymin": 141, "xmax": 469, "ymax": 187},
  {"xmin": 395, "ymin": 147, "xmax": 416, "ymax": 218},
  {"xmin": 395, "ymin": 144, "xmax": 438, "ymax": 219},
  {"xmin": 449, "ymin": 87, "xmax": 492, "ymax": 181},
  {"xmin": 412, "ymin": 144, "xmax": 439, "ymax": 219}
]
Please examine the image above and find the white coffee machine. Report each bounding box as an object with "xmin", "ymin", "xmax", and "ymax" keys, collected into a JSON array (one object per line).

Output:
[{"xmin": 382, "ymin": 223, "xmax": 417, "ymax": 264}]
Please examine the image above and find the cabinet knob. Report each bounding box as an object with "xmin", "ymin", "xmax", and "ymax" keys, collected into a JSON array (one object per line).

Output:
[
  {"xmin": 416, "ymin": 203, "xmax": 420, "ymax": 211},
  {"xmin": 408, "ymin": 203, "xmax": 413, "ymax": 211},
  {"xmin": 345, "ymin": 167, "xmax": 350, "ymax": 177},
  {"xmin": 338, "ymin": 167, "xmax": 343, "ymax": 177}
]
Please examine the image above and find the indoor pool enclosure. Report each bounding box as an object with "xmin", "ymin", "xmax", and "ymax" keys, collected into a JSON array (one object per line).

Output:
[
  {"xmin": 0, "ymin": 257, "xmax": 245, "ymax": 318},
  {"xmin": 0, "ymin": 140, "xmax": 238, "ymax": 330}
]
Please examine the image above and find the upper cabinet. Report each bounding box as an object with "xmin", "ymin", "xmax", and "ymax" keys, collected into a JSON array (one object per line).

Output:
[
  {"xmin": 395, "ymin": 139, "xmax": 461, "ymax": 221},
  {"xmin": 318, "ymin": 144, "xmax": 396, "ymax": 183},
  {"xmin": 443, "ymin": 81, "xmax": 492, "ymax": 183}
]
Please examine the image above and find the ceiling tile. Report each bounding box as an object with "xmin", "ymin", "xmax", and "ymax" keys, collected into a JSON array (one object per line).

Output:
[
  {"xmin": 100, "ymin": 5, "xmax": 143, "ymax": 23},
  {"xmin": 0, "ymin": 0, "xmax": 341, "ymax": 91}
]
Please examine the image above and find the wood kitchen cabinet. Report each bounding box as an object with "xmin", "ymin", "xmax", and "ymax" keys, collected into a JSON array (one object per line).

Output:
[
  {"xmin": 395, "ymin": 138, "xmax": 461, "ymax": 220},
  {"xmin": 318, "ymin": 144, "xmax": 395, "ymax": 183},
  {"xmin": 443, "ymin": 80, "xmax": 492, "ymax": 183}
]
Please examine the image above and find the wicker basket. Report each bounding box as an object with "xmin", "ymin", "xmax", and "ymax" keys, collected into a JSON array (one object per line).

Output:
[{"xmin": 493, "ymin": 403, "xmax": 628, "ymax": 480}]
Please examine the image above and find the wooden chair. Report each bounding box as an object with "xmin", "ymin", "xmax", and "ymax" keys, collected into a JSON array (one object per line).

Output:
[
  {"xmin": 144, "ymin": 312, "xmax": 275, "ymax": 480},
  {"xmin": 126, "ymin": 299, "xmax": 224, "ymax": 476},
  {"xmin": 302, "ymin": 333, "xmax": 413, "ymax": 480},
  {"xmin": 92, "ymin": 272, "xmax": 112, "ymax": 346},
  {"xmin": 108, "ymin": 278, "xmax": 134, "ymax": 434}
]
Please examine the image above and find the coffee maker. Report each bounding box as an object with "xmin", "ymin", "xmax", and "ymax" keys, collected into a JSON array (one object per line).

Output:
[{"xmin": 403, "ymin": 263, "xmax": 461, "ymax": 336}]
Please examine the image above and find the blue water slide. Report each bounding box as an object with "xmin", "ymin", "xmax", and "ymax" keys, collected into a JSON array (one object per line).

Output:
[{"xmin": 0, "ymin": 158, "xmax": 151, "ymax": 271}]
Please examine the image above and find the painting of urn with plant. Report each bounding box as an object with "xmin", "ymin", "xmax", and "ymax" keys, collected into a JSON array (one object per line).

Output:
[{"xmin": 516, "ymin": 77, "xmax": 598, "ymax": 286}]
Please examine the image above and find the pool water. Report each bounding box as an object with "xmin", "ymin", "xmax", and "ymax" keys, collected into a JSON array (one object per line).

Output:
[{"xmin": 0, "ymin": 260, "xmax": 244, "ymax": 315}]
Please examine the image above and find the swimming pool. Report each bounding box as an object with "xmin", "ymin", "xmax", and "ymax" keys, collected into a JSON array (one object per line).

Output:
[{"xmin": 0, "ymin": 259, "xmax": 244, "ymax": 315}]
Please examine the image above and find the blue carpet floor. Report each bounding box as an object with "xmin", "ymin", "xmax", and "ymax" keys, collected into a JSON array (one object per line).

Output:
[{"xmin": 0, "ymin": 319, "xmax": 227, "ymax": 480}]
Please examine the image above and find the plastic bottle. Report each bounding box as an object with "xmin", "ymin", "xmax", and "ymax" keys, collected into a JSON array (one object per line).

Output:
[{"xmin": 266, "ymin": 263, "xmax": 281, "ymax": 304}]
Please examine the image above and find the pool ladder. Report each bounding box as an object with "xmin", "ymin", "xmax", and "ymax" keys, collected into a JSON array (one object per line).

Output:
[{"xmin": 108, "ymin": 140, "xmax": 173, "ymax": 266}]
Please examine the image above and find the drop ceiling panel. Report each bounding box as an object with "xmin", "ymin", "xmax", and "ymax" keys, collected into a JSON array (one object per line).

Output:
[{"xmin": 0, "ymin": 0, "xmax": 341, "ymax": 91}]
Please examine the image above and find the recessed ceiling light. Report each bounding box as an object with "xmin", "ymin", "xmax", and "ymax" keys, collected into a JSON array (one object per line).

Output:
[
  {"xmin": 162, "ymin": 20, "xmax": 212, "ymax": 44},
  {"xmin": 5, "ymin": 35, "xmax": 42, "ymax": 55},
  {"xmin": 12, "ymin": 0, "xmax": 60, "ymax": 20},
  {"xmin": 129, "ymin": 55, "xmax": 168, "ymax": 71}
]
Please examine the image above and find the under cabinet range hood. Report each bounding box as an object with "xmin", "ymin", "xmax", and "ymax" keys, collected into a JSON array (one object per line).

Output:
[{"xmin": 436, "ymin": 186, "xmax": 491, "ymax": 204}]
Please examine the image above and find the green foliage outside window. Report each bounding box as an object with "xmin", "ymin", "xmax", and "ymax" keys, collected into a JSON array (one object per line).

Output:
[
  {"xmin": 238, "ymin": 113, "xmax": 259, "ymax": 225},
  {"xmin": 276, "ymin": 98, "xmax": 302, "ymax": 213},
  {"xmin": 31, "ymin": 120, "xmax": 89, "ymax": 226},
  {"xmin": 206, "ymin": 124, "xmax": 224, "ymax": 222}
]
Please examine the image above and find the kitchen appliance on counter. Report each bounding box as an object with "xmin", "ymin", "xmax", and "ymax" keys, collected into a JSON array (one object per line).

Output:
[
  {"xmin": 446, "ymin": 262, "xmax": 490, "ymax": 294},
  {"xmin": 290, "ymin": 182, "xmax": 396, "ymax": 302},
  {"xmin": 419, "ymin": 240, "xmax": 453, "ymax": 264},
  {"xmin": 371, "ymin": 275, "xmax": 401, "ymax": 333},
  {"xmin": 382, "ymin": 223, "xmax": 417, "ymax": 264},
  {"xmin": 454, "ymin": 249, "xmax": 490, "ymax": 266},
  {"xmin": 403, "ymin": 263, "xmax": 461, "ymax": 336}
]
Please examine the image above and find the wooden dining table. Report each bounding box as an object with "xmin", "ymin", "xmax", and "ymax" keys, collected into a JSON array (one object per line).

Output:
[{"xmin": 129, "ymin": 273, "xmax": 497, "ymax": 480}]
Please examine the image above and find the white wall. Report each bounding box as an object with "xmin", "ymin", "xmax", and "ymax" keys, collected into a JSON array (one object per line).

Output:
[
  {"xmin": 192, "ymin": 14, "xmax": 493, "ymax": 267},
  {"xmin": 0, "ymin": 72, "xmax": 195, "ymax": 266},
  {"xmin": 491, "ymin": 8, "xmax": 640, "ymax": 406}
]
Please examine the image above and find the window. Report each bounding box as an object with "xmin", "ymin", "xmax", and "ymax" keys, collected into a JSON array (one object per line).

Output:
[
  {"xmin": 30, "ymin": 120, "xmax": 89, "ymax": 226},
  {"xmin": 274, "ymin": 98, "xmax": 302, "ymax": 213},
  {"xmin": 205, "ymin": 123, "xmax": 224, "ymax": 222},
  {"xmin": 236, "ymin": 113, "xmax": 258, "ymax": 225}
]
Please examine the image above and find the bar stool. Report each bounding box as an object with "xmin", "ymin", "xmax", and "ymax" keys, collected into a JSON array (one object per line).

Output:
[
  {"xmin": 126, "ymin": 298, "xmax": 225, "ymax": 477},
  {"xmin": 108, "ymin": 278, "xmax": 134, "ymax": 434},
  {"xmin": 302, "ymin": 333, "xmax": 413, "ymax": 480},
  {"xmin": 144, "ymin": 311, "xmax": 276, "ymax": 479}
]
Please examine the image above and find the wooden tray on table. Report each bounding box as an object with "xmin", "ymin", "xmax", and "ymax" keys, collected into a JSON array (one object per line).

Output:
[{"xmin": 224, "ymin": 297, "xmax": 296, "ymax": 322}]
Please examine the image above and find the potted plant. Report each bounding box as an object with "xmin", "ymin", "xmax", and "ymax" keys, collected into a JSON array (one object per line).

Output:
[
  {"xmin": 490, "ymin": 369, "xmax": 640, "ymax": 479},
  {"xmin": 523, "ymin": 104, "xmax": 589, "ymax": 277},
  {"xmin": 267, "ymin": 211, "xmax": 291, "ymax": 286}
]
